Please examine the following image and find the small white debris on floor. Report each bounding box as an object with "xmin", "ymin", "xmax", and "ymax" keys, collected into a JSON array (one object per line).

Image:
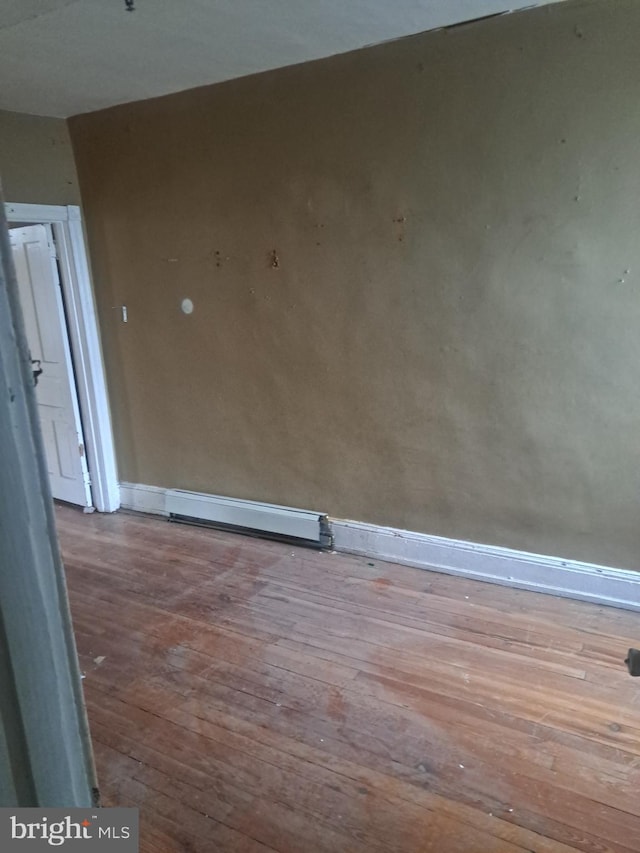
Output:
[{"xmin": 93, "ymin": 655, "xmax": 106, "ymax": 665}]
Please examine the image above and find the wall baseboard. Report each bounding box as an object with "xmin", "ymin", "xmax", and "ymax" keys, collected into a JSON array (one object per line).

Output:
[
  {"xmin": 332, "ymin": 519, "xmax": 640, "ymax": 612},
  {"xmin": 119, "ymin": 482, "xmax": 640, "ymax": 611},
  {"xmin": 119, "ymin": 482, "xmax": 168, "ymax": 516}
]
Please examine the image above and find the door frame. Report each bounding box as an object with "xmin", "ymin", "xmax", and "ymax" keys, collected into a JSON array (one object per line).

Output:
[{"xmin": 5, "ymin": 201, "xmax": 120, "ymax": 512}]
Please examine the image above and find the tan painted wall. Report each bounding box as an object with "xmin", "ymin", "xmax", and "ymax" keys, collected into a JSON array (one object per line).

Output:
[
  {"xmin": 70, "ymin": 0, "xmax": 640, "ymax": 569},
  {"xmin": 0, "ymin": 110, "xmax": 80, "ymax": 205}
]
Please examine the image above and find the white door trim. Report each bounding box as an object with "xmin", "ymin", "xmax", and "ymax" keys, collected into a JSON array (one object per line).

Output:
[{"xmin": 5, "ymin": 201, "xmax": 120, "ymax": 512}]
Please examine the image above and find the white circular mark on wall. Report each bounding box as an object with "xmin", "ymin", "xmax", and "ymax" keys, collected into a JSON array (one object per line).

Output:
[{"xmin": 181, "ymin": 298, "xmax": 194, "ymax": 314}]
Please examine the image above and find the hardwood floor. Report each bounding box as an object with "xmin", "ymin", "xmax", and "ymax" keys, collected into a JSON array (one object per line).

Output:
[{"xmin": 55, "ymin": 504, "xmax": 640, "ymax": 852}]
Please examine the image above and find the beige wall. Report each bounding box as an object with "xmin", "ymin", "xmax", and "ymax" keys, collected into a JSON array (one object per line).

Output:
[
  {"xmin": 70, "ymin": 0, "xmax": 640, "ymax": 569},
  {"xmin": 0, "ymin": 109, "xmax": 80, "ymax": 205}
]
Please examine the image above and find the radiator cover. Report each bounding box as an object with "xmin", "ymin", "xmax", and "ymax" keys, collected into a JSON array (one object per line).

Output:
[{"xmin": 165, "ymin": 489, "xmax": 331, "ymax": 548}]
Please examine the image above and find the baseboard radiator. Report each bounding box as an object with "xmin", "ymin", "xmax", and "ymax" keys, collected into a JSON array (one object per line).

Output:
[{"xmin": 165, "ymin": 489, "xmax": 332, "ymax": 549}]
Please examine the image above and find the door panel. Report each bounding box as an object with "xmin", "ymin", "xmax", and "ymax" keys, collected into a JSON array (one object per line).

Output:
[{"xmin": 10, "ymin": 224, "xmax": 92, "ymax": 507}]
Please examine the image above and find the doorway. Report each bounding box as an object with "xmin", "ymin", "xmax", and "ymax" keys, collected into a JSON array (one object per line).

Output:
[{"xmin": 5, "ymin": 202, "xmax": 119, "ymax": 512}]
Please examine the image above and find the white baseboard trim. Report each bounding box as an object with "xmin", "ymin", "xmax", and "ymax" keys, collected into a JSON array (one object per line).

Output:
[
  {"xmin": 331, "ymin": 519, "xmax": 640, "ymax": 612},
  {"xmin": 119, "ymin": 482, "xmax": 168, "ymax": 516},
  {"xmin": 119, "ymin": 482, "xmax": 640, "ymax": 611}
]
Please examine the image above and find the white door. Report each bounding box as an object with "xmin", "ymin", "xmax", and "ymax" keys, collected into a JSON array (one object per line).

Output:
[{"xmin": 10, "ymin": 224, "xmax": 93, "ymax": 508}]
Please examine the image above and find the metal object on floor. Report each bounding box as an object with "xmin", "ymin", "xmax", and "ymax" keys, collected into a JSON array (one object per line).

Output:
[{"xmin": 625, "ymin": 648, "xmax": 640, "ymax": 676}]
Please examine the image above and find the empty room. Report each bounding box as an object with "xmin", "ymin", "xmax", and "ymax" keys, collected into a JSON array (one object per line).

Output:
[{"xmin": 1, "ymin": 0, "xmax": 640, "ymax": 850}]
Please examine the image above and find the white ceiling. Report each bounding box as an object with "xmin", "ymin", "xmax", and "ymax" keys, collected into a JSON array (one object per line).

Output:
[{"xmin": 0, "ymin": 0, "xmax": 567, "ymax": 118}]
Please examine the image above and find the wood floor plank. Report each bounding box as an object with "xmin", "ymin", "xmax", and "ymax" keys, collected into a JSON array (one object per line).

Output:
[
  {"xmin": 86, "ymin": 660, "xmax": 640, "ymax": 852},
  {"xmin": 55, "ymin": 504, "xmax": 640, "ymax": 852},
  {"xmin": 89, "ymin": 692, "xmax": 573, "ymax": 853}
]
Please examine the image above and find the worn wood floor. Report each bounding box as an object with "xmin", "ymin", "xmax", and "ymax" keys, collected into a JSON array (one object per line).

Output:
[{"xmin": 55, "ymin": 504, "xmax": 640, "ymax": 853}]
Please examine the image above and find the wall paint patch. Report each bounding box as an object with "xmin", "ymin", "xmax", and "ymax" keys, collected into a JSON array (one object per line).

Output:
[{"xmin": 181, "ymin": 298, "xmax": 194, "ymax": 314}]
